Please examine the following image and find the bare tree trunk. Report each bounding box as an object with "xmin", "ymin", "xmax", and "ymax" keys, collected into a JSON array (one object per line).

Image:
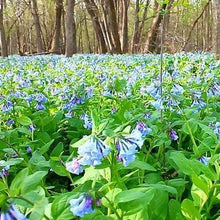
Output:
[
  {"xmin": 132, "ymin": 0, "xmax": 150, "ymax": 53},
  {"xmin": 212, "ymin": 0, "xmax": 220, "ymax": 54},
  {"xmin": 121, "ymin": 0, "xmax": 129, "ymax": 53},
  {"xmin": 132, "ymin": 0, "xmax": 140, "ymax": 53},
  {"xmin": 0, "ymin": 0, "xmax": 8, "ymax": 57},
  {"xmin": 144, "ymin": 2, "xmax": 167, "ymax": 53},
  {"xmin": 65, "ymin": 0, "xmax": 77, "ymax": 57},
  {"xmin": 106, "ymin": 0, "xmax": 122, "ymax": 53},
  {"xmin": 51, "ymin": 0, "xmax": 63, "ymax": 53},
  {"xmin": 84, "ymin": 0, "xmax": 107, "ymax": 53},
  {"xmin": 84, "ymin": 13, "xmax": 92, "ymax": 53},
  {"xmin": 31, "ymin": 0, "xmax": 44, "ymax": 53}
]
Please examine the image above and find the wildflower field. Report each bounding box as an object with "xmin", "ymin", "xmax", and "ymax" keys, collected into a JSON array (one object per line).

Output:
[{"xmin": 0, "ymin": 53, "xmax": 219, "ymax": 220}]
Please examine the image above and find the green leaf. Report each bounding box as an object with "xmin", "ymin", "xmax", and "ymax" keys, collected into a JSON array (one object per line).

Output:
[
  {"xmin": 126, "ymin": 160, "xmax": 156, "ymax": 171},
  {"xmin": 10, "ymin": 168, "xmax": 29, "ymax": 196},
  {"xmin": 118, "ymin": 189, "xmax": 155, "ymax": 216},
  {"xmin": 102, "ymin": 188, "xmax": 122, "ymax": 208},
  {"xmin": 169, "ymin": 152, "xmax": 199, "ymax": 176},
  {"xmin": 115, "ymin": 188, "xmax": 146, "ymax": 203},
  {"xmin": 17, "ymin": 116, "xmax": 32, "ymax": 126},
  {"xmin": 39, "ymin": 139, "xmax": 54, "ymax": 154},
  {"xmin": 140, "ymin": 183, "xmax": 177, "ymax": 195},
  {"xmin": 0, "ymin": 193, "xmax": 7, "ymax": 208},
  {"xmin": 29, "ymin": 197, "xmax": 48, "ymax": 220},
  {"xmin": 1, "ymin": 158, "xmax": 24, "ymax": 166},
  {"xmin": 29, "ymin": 151, "xmax": 49, "ymax": 167},
  {"xmin": 182, "ymin": 119, "xmax": 198, "ymax": 135},
  {"xmin": 91, "ymin": 109, "xmax": 100, "ymax": 131},
  {"xmin": 169, "ymin": 199, "xmax": 185, "ymax": 220},
  {"xmin": 49, "ymin": 160, "xmax": 69, "ymax": 177},
  {"xmin": 181, "ymin": 199, "xmax": 201, "ymax": 220},
  {"xmin": 0, "ymin": 132, "xmax": 5, "ymax": 139},
  {"xmin": 51, "ymin": 142, "xmax": 64, "ymax": 157},
  {"xmin": 51, "ymin": 192, "xmax": 78, "ymax": 220},
  {"xmin": 22, "ymin": 171, "xmax": 48, "ymax": 193}
]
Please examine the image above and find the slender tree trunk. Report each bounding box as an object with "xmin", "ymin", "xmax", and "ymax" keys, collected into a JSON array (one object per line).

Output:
[
  {"xmin": 144, "ymin": 2, "xmax": 167, "ymax": 53},
  {"xmin": 0, "ymin": 0, "xmax": 8, "ymax": 57},
  {"xmin": 84, "ymin": 13, "xmax": 92, "ymax": 53},
  {"xmin": 51, "ymin": 0, "xmax": 63, "ymax": 53},
  {"xmin": 84, "ymin": 0, "xmax": 107, "ymax": 53},
  {"xmin": 212, "ymin": 0, "xmax": 220, "ymax": 54},
  {"xmin": 31, "ymin": 0, "xmax": 44, "ymax": 53},
  {"xmin": 132, "ymin": 0, "xmax": 140, "ymax": 53},
  {"xmin": 132, "ymin": 0, "xmax": 150, "ymax": 53},
  {"xmin": 65, "ymin": 0, "xmax": 77, "ymax": 57},
  {"xmin": 121, "ymin": 0, "xmax": 129, "ymax": 53},
  {"xmin": 106, "ymin": 0, "xmax": 122, "ymax": 53}
]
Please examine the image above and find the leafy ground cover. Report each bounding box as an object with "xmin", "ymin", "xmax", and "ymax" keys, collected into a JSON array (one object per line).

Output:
[{"xmin": 0, "ymin": 53, "xmax": 219, "ymax": 220}]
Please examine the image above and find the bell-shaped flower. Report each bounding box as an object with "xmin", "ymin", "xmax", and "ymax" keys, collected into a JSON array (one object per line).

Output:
[
  {"xmin": 66, "ymin": 158, "xmax": 83, "ymax": 175},
  {"xmin": 78, "ymin": 137, "xmax": 110, "ymax": 166},
  {"xmin": 69, "ymin": 194, "xmax": 94, "ymax": 217}
]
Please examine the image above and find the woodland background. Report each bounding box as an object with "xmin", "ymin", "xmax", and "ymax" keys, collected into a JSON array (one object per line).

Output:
[{"xmin": 0, "ymin": 0, "xmax": 220, "ymax": 57}]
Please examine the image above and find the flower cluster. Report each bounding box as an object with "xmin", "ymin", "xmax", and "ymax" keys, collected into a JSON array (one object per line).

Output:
[
  {"xmin": 1, "ymin": 101, "xmax": 13, "ymax": 114},
  {"xmin": 69, "ymin": 194, "xmax": 94, "ymax": 217},
  {"xmin": 116, "ymin": 122, "xmax": 152, "ymax": 166},
  {"xmin": 66, "ymin": 136, "xmax": 111, "ymax": 174},
  {"xmin": 35, "ymin": 93, "xmax": 47, "ymax": 110},
  {"xmin": 0, "ymin": 204, "xmax": 28, "ymax": 220}
]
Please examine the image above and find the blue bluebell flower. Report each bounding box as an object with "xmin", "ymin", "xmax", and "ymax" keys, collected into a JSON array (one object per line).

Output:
[
  {"xmin": 6, "ymin": 119, "xmax": 14, "ymax": 127},
  {"xmin": 207, "ymin": 82, "xmax": 220, "ymax": 97},
  {"xmin": 0, "ymin": 161, "xmax": 10, "ymax": 178},
  {"xmin": 116, "ymin": 140, "xmax": 137, "ymax": 166},
  {"xmin": 78, "ymin": 136, "xmax": 110, "ymax": 166},
  {"xmin": 146, "ymin": 82, "xmax": 161, "ymax": 98},
  {"xmin": 116, "ymin": 122, "xmax": 151, "ymax": 166},
  {"xmin": 0, "ymin": 204, "xmax": 28, "ymax": 220},
  {"xmin": 169, "ymin": 129, "xmax": 178, "ymax": 141},
  {"xmin": 199, "ymin": 156, "xmax": 210, "ymax": 166},
  {"xmin": 26, "ymin": 147, "xmax": 32, "ymax": 153},
  {"xmin": 1, "ymin": 101, "xmax": 13, "ymax": 113},
  {"xmin": 80, "ymin": 114, "xmax": 93, "ymax": 130},
  {"xmin": 65, "ymin": 110, "xmax": 73, "ymax": 118},
  {"xmin": 35, "ymin": 103, "xmax": 45, "ymax": 111},
  {"xmin": 191, "ymin": 97, "xmax": 206, "ymax": 113},
  {"xmin": 35, "ymin": 93, "xmax": 47, "ymax": 103},
  {"xmin": 171, "ymin": 84, "xmax": 184, "ymax": 95},
  {"xmin": 151, "ymin": 99, "xmax": 164, "ymax": 110},
  {"xmin": 26, "ymin": 94, "xmax": 35, "ymax": 103},
  {"xmin": 66, "ymin": 158, "xmax": 83, "ymax": 175},
  {"xmin": 69, "ymin": 194, "xmax": 94, "ymax": 217},
  {"xmin": 29, "ymin": 124, "xmax": 36, "ymax": 133}
]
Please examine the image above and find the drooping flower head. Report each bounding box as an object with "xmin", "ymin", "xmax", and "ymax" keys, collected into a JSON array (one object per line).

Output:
[
  {"xmin": 35, "ymin": 93, "xmax": 47, "ymax": 103},
  {"xmin": 69, "ymin": 194, "xmax": 94, "ymax": 217},
  {"xmin": 199, "ymin": 156, "xmax": 210, "ymax": 166},
  {"xmin": 116, "ymin": 122, "xmax": 152, "ymax": 166},
  {"xmin": 0, "ymin": 160, "xmax": 10, "ymax": 178},
  {"xmin": 169, "ymin": 129, "xmax": 178, "ymax": 141},
  {"xmin": 0, "ymin": 204, "xmax": 28, "ymax": 220},
  {"xmin": 1, "ymin": 101, "xmax": 13, "ymax": 113},
  {"xmin": 66, "ymin": 158, "xmax": 83, "ymax": 175},
  {"xmin": 78, "ymin": 136, "xmax": 110, "ymax": 166},
  {"xmin": 80, "ymin": 114, "xmax": 93, "ymax": 130}
]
